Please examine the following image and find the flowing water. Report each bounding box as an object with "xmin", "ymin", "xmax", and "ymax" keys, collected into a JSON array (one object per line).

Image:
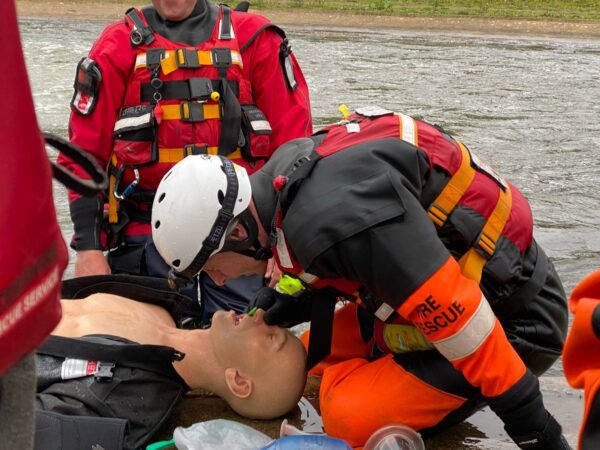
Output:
[{"xmin": 18, "ymin": 16, "xmax": 600, "ymax": 447}]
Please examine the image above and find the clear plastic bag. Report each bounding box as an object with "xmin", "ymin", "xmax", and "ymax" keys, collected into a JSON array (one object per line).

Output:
[{"xmin": 173, "ymin": 419, "xmax": 273, "ymax": 450}]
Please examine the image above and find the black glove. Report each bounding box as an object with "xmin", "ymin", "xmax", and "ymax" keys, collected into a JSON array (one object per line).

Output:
[
  {"xmin": 508, "ymin": 413, "xmax": 571, "ymax": 450},
  {"xmin": 247, "ymin": 287, "xmax": 312, "ymax": 327}
]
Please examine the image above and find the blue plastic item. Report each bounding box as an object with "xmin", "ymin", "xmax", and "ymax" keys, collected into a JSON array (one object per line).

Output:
[{"xmin": 261, "ymin": 435, "xmax": 352, "ymax": 449}]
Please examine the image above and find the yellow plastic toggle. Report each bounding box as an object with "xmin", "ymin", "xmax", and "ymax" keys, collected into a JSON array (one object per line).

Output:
[
  {"xmin": 210, "ymin": 91, "xmax": 220, "ymax": 102},
  {"xmin": 338, "ymin": 104, "xmax": 351, "ymax": 120}
]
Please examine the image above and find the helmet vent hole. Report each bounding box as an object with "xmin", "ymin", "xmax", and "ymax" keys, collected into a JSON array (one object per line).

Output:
[
  {"xmin": 164, "ymin": 170, "xmax": 173, "ymax": 180},
  {"xmin": 158, "ymin": 193, "xmax": 166, "ymax": 203},
  {"xmin": 217, "ymin": 190, "xmax": 225, "ymax": 205},
  {"xmin": 172, "ymin": 259, "xmax": 181, "ymax": 267},
  {"xmin": 154, "ymin": 220, "xmax": 161, "ymax": 229}
]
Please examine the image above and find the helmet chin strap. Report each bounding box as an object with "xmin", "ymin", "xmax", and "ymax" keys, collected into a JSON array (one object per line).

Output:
[{"xmin": 221, "ymin": 208, "xmax": 272, "ymax": 260}]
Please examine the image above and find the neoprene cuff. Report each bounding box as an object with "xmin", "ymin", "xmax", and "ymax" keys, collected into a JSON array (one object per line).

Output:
[
  {"xmin": 69, "ymin": 196, "xmax": 104, "ymax": 251},
  {"xmin": 485, "ymin": 370, "xmax": 548, "ymax": 436}
]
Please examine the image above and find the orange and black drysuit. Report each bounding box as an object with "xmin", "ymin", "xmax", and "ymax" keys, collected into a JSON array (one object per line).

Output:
[
  {"xmin": 59, "ymin": 0, "xmax": 312, "ymax": 256},
  {"xmin": 563, "ymin": 270, "xmax": 600, "ymax": 450},
  {"xmin": 250, "ymin": 109, "xmax": 569, "ymax": 448}
]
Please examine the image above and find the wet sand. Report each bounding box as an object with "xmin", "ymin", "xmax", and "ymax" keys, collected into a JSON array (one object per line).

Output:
[
  {"xmin": 15, "ymin": 0, "xmax": 600, "ymax": 39},
  {"xmin": 160, "ymin": 375, "xmax": 582, "ymax": 448}
]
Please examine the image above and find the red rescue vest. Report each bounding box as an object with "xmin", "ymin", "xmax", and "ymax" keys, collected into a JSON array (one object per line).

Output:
[
  {"xmin": 271, "ymin": 110, "xmax": 530, "ymax": 301},
  {"xmin": 109, "ymin": 5, "xmax": 275, "ymax": 223}
]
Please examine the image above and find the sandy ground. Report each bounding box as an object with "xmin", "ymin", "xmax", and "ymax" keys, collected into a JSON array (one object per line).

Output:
[{"xmin": 15, "ymin": 0, "xmax": 600, "ymax": 38}]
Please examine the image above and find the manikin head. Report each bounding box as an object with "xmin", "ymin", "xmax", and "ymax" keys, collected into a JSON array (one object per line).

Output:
[
  {"xmin": 152, "ymin": 0, "xmax": 198, "ymax": 21},
  {"xmin": 152, "ymin": 155, "xmax": 268, "ymax": 285},
  {"xmin": 208, "ymin": 309, "xmax": 307, "ymax": 419}
]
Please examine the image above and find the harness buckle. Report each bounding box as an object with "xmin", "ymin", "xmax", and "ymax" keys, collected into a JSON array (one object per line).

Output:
[
  {"xmin": 183, "ymin": 144, "xmax": 208, "ymax": 158},
  {"xmin": 211, "ymin": 48, "xmax": 232, "ymax": 68},
  {"xmin": 175, "ymin": 48, "xmax": 201, "ymax": 68},
  {"xmin": 94, "ymin": 362, "xmax": 116, "ymax": 382},
  {"xmin": 146, "ymin": 48, "xmax": 165, "ymax": 70},
  {"xmin": 427, "ymin": 202, "xmax": 449, "ymax": 228},
  {"xmin": 187, "ymin": 78, "xmax": 214, "ymax": 100},
  {"xmin": 180, "ymin": 102, "xmax": 206, "ymax": 122},
  {"xmin": 474, "ymin": 230, "xmax": 497, "ymax": 258}
]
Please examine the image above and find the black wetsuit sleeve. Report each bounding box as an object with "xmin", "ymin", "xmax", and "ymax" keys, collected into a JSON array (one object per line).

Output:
[
  {"xmin": 306, "ymin": 175, "xmax": 450, "ymax": 311},
  {"xmin": 69, "ymin": 195, "xmax": 105, "ymax": 251}
]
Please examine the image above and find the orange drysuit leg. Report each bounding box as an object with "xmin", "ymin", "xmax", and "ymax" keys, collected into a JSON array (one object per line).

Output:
[
  {"xmin": 303, "ymin": 303, "xmax": 483, "ymax": 448},
  {"xmin": 319, "ymin": 352, "xmax": 478, "ymax": 448}
]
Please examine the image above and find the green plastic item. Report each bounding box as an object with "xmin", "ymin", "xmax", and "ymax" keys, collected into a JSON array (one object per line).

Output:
[
  {"xmin": 146, "ymin": 438, "xmax": 175, "ymax": 450},
  {"xmin": 276, "ymin": 274, "xmax": 305, "ymax": 296}
]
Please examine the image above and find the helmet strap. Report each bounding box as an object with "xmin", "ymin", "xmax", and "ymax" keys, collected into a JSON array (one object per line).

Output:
[
  {"xmin": 221, "ymin": 208, "xmax": 272, "ymax": 260},
  {"xmin": 175, "ymin": 156, "xmax": 239, "ymax": 280}
]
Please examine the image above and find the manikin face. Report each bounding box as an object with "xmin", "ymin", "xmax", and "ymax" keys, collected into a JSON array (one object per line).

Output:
[
  {"xmin": 209, "ymin": 309, "xmax": 304, "ymax": 373},
  {"xmin": 152, "ymin": 0, "xmax": 197, "ymax": 21}
]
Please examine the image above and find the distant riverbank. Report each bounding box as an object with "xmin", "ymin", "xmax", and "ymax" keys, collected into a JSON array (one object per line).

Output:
[{"xmin": 15, "ymin": 0, "xmax": 600, "ymax": 38}]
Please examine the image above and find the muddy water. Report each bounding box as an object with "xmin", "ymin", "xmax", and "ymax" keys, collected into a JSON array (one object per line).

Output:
[{"xmin": 19, "ymin": 16, "xmax": 600, "ymax": 448}]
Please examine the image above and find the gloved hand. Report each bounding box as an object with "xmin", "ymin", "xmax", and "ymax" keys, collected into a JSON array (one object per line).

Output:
[
  {"xmin": 247, "ymin": 286, "xmax": 312, "ymax": 327},
  {"xmin": 508, "ymin": 413, "xmax": 571, "ymax": 450}
]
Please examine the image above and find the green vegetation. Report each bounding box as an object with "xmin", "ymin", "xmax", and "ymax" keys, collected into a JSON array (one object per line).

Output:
[{"xmin": 246, "ymin": 0, "xmax": 600, "ymax": 20}]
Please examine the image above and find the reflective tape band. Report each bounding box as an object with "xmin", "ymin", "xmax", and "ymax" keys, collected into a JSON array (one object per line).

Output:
[
  {"xmin": 114, "ymin": 112, "xmax": 153, "ymax": 133},
  {"xmin": 158, "ymin": 146, "xmax": 242, "ymax": 163},
  {"xmin": 134, "ymin": 49, "xmax": 243, "ymax": 75},
  {"xmin": 299, "ymin": 272, "xmax": 318, "ymax": 284},
  {"xmin": 431, "ymin": 294, "xmax": 496, "ymax": 361},
  {"xmin": 397, "ymin": 113, "xmax": 417, "ymax": 146},
  {"xmin": 276, "ymin": 228, "xmax": 294, "ymax": 269},
  {"xmin": 160, "ymin": 103, "xmax": 221, "ymax": 121}
]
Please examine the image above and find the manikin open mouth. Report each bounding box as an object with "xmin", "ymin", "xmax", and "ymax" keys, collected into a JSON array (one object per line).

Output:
[{"xmin": 233, "ymin": 313, "xmax": 245, "ymax": 326}]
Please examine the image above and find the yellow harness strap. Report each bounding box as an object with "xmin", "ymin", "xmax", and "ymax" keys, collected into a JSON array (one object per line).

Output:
[
  {"xmin": 425, "ymin": 140, "xmax": 512, "ymax": 282},
  {"xmin": 134, "ymin": 49, "xmax": 244, "ymax": 75},
  {"xmin": 458, "ymin": 181, "xmax": 512, "ymax": 283},
  {"xmin": 160, "ymin": 103, "xmax": 221, "ymax": 121},
  {"xmin": 108, "ymin": 154, "xmax": 119, "ymax": 224},
  {"xmin": 427, "ymin": 141, "xmax": 476, "ymax": 227},
  {"xmin": 158, "ymin": 146, "xmax": 242, "ymax": 164}
]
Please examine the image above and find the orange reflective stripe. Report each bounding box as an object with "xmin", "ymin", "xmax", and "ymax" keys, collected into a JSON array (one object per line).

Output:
[
  {"xmin": 108, "ymin": 154, "xmax": 119, "ymax": 224},
  {"xmin": 157, "ymin": 146, "xmax": 242, "ymax": 163},
  {"xmin": 160, "ymin": 103, "xmax": 221, "ymax": 121},
  {"xmin": 458, "ymin": 182, "xmax": 512, "ymax": 283},
  {"xmin": 427, "ymin": 141, "xmax": 475, "ymax": 228}
]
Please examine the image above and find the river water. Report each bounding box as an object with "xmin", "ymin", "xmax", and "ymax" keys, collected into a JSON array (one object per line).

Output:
[{"xmin": 18, "ymin": 16, "xmax": 600, "ymax": 447}]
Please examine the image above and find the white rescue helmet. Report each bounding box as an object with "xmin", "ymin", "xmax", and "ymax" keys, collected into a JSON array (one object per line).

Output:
[{"xmin": 151, "ymin": 154, "xmax": 252, "ymax": 278}]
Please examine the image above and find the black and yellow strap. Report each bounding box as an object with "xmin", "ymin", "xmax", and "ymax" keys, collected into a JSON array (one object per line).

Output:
[{"xmin": 426, "ymin": 141, "xmax": 512, "ymax": 283}]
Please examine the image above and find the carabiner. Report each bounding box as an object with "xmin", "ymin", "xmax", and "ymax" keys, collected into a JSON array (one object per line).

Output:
[{"xmin": 113, "ymin": 167, "xmax": 140, "ymax": 200}]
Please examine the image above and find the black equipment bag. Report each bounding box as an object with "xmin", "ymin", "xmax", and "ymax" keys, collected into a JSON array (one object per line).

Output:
[{"xmin": 35, "ymin": 275, "xmax": 193, "ymax": 450}]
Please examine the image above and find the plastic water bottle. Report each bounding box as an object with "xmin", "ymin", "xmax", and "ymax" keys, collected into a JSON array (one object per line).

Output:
[
  {"xmin": 363, "ymin": 424, "xmax": 426, "ymax": 450},
  {"xmin": 261, "ymin": 435, "xmax": 352, "ymax": 449}
]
